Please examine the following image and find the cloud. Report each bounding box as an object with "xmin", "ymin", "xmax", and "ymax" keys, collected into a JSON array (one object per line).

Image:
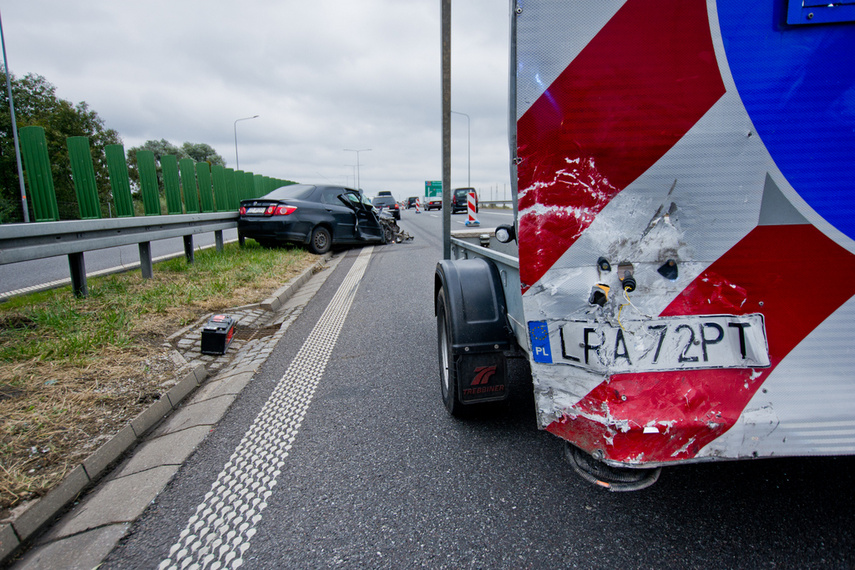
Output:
[{"xmin": 2, "ymin": 0, "xmax": 511, "ymax": 199}]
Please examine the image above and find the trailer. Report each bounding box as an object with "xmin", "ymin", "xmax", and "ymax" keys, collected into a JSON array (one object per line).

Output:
[{"xmin": 435, "ymin": 0, "xmax": 855, "ymax": 490}]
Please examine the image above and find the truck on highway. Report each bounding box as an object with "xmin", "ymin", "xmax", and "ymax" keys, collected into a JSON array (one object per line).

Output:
[{"xmin": 435, "ymin": 0, "xmax": 855, "ymax": 490}]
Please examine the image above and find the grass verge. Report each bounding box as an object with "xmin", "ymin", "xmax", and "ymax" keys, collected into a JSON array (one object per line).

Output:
[{"xmin": 0, "ymin": 241, "xmax": 317, "ymax": 515}]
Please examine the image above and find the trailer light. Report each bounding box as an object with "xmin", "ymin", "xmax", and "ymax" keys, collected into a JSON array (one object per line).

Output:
[
  {"xmin": 495, "ymin": 224, "xmax": 516, "ymax": 243},
  {"xmin": 618, "ymin": 262, "xmax": 636, "ymax": 292},
  {"xmin": 597, "ymin": 257, "xmax": 612, "ymax": 272},
  {"xmin": 621, "ymin": 274, "xmax": 637, "ymax": 293}
]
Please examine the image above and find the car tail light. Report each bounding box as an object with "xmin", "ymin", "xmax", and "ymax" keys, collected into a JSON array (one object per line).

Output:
[
  {"xmin": 268, "ymin": 205, "xmax": 297, "ymax": 216},
  {"xmin": 239, "ymin": 206, "xmax": 247, "ymax": 215}
]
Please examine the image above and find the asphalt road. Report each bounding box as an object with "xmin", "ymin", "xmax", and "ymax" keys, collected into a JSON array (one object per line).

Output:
[{"xmin": 102, "ymin": 208, "xmax": 854, "ymax": 569}]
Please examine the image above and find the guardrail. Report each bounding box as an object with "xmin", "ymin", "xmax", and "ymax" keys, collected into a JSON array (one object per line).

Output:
[{"xmin": 0, "ymin": 212, "xmax": 239, "ymax": 297}]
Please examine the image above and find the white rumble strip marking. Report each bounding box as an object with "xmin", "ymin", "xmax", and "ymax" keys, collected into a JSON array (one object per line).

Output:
[{"xmin": 158, "ymin": 246, "xmax": 373, "ymax": 570}]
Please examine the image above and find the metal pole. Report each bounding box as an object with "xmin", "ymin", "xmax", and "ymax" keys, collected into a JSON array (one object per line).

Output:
[
  {"xmin": 0, "ymin": 9, "xmax": 29, "ymax": 222},
  {"xmin": 509, "ymin": 0, "xmax": 520, "ymax": 227},
  {"xmin": 344, "ymin": 164, "xmax": 357, "ymax": 188},
  {"xmin": 442, "ymin": 0, "xmax": 451, "ymax": 259},
  {"xmin": 233, "ymin": 115, "xmax": 259, "ymax": 170},
  {"xmin": 343, "ymin": 148, "xmax": 371, "ymax": 191},
  {"xmin": 451, "ymin": 110, "xmax": 470, "ymax": 188}
]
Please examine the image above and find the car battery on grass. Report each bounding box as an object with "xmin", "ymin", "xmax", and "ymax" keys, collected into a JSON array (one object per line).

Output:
[{"xmin": 201, "ymin": 314, "xmax": 236, "ymax": 355}]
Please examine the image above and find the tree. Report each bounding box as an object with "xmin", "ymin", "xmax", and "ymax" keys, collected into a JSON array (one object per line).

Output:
[
  {"xmin": 126, "ymin": 138, "xmax": 181, "ymax": 191},
  {"xmin": 181, "ymin": 142, "xmax": 225, "ymax": 166},
  {"xmin": 126, "ymin": 140, "xmax": 226, "ymax": 193},
  {"xmin": 0, "ymin": 72, "xmax": 122, "ymax": 222}
]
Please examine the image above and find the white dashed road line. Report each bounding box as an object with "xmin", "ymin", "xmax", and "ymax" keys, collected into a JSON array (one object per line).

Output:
[{"xmin": 158, "ymin": 246, "xmax": 373, "ymax": 570}]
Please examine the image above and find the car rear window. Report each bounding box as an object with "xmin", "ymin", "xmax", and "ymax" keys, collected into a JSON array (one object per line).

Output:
[
  {"xmin": 373, "ymin": 197, "xmax": 396, "ymax": 207},
  {"xmin": 261, "ymin": 184, "xmax": 316, "ymax": 201}
]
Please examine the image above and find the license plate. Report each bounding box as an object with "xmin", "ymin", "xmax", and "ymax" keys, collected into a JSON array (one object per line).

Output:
[
  {"xmin": 529, "ymin": 314, "xmax": 770, "ymax": 373},
  {"xmin": 246, "ymin": 207, "xmax": 267, "ymax": 215}
]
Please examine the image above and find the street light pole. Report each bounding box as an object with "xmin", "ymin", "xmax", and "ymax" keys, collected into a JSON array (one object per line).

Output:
[
  {"xmin": 343, "ymin": 148, "xmax": 371, "ymax": 191},
  {"xmin": 344, "ymin": 164, "xmax": 356, "ymax": 188},
  {"xmin": 451, "ymin": 110, "xmax": 470, "ymax": 188},
  {"xmin": 233, "ymin": 114, "xmax": 259, "ymax": 170},
  {"xmin": 1, "ymin": 9, "xmax": 28, "ymax": 222}
]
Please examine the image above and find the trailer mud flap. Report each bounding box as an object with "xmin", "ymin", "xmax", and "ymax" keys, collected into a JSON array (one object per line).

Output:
[{"xmin": 456, "ymin": 352, "xmax": 508, "ymax": 404}]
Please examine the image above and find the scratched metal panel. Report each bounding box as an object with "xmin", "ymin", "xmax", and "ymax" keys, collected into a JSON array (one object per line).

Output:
[
  {"xmin": 514, "ymin": 0, "xmax": 624, "ymax": 121},
  {"xmin": 515, "ymin": 0, "xmax": 855, "ymax": 465},
  {"xmin": 700, "ymin": 296, "xmax": 855, "ymax": 458}
]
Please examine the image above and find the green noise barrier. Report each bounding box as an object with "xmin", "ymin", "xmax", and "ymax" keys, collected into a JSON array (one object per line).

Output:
[
  {"xmin": 161, "ymin": 154, "xmax": 183, "ymax": 215},
  {"xmin": 18, "ymin": 126, "xmax": 59, "ymax": 222},
  {"xmin": 105, "ymin": 144, "xmax": 134, "ymax": 217},
  {"xmin": 136, "ymin": 150, "xmax": 161, "ymax": 215},
  {"xmin": 179, "ymin": 158, "xmax": 199, "ymax": 214},
  {"xmin": 66, "ymin": 137, "xmax": 101, "ymax": 219},
  {"xmin": 196, "ymin": 162, "xmax": 214, "ymax": 213}
]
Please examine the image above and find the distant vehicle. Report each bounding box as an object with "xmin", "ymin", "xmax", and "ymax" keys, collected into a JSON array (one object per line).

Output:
[
  {"xmin": 372, "ymin": 195, "xmax": 401, "ymax": 220},
  {"xmin": 426, "ymin": 194, "xmax": 442, "ymax": 211},
  {"xmin": 451, "ymin": 187, "xmax": 478, "ymax": 214},
  {"xmin": 238, "ymin": 184, "xmax": 386, "ymax": 254},
  {"xmin": 406, "ymin": 197, "xmax": 419, "ymax": 209}
]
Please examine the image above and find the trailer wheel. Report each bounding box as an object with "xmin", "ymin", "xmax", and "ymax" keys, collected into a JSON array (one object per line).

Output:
[{"xmin": 436, "ymin": 287, "xmax": 464, "ymax": 416}]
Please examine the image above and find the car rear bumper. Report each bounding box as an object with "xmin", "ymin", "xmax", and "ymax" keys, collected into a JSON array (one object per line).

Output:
[{"xmin": 238, "ymin": 218, "xmax": 311, "ymax": 244}]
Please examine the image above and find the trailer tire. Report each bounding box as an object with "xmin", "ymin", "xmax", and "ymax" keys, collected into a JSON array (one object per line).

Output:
[{"xmin": 436, "ymin": 286, "xmax": 464, "ymax": 417}]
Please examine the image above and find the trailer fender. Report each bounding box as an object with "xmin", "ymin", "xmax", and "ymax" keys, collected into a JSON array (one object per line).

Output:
[
  {"xmin": 434, "ymin": 258, "xmax": 513, "ymax": 354},
  {"xmin": 435, "ymin": 259, "xmax": 514, "ymax": 409}
]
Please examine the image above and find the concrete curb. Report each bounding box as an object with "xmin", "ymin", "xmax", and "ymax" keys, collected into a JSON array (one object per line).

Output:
[
  {"xmin": 0, "ymin": 253, "xmax": 331, "ymax": 566},
  {"xmin": 0, "ymin": 363, "xmax": 206, "ymax": 561},
  {"xmin": 260, "ymin": 260, "xmax": 319, "ymax": 312}
]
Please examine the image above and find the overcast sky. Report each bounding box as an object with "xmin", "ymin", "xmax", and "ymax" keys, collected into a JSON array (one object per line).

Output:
[{"xmin": 1, "ymin": 1, "xmax": 512, "ymax": 201}]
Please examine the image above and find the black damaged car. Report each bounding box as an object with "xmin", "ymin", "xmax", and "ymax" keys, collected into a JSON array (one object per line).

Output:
[{"xmin": 238, "ymin": 184, "xmax": 387, "ymax": 254}]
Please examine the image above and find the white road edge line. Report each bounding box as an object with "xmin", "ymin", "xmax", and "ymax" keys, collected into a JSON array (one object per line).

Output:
[
  {"xmin": 0, "ymin": 239, "xmax": 239, "ymax": 299},
  {"xmin": 158, "ymin": 246, "xmax": 374, "ymax": 570}
]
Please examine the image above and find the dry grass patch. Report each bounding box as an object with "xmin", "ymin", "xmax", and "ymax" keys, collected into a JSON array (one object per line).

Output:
[{"xmin": 0, "ymin": 242, "xmax": 317, "ymax": 515}]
